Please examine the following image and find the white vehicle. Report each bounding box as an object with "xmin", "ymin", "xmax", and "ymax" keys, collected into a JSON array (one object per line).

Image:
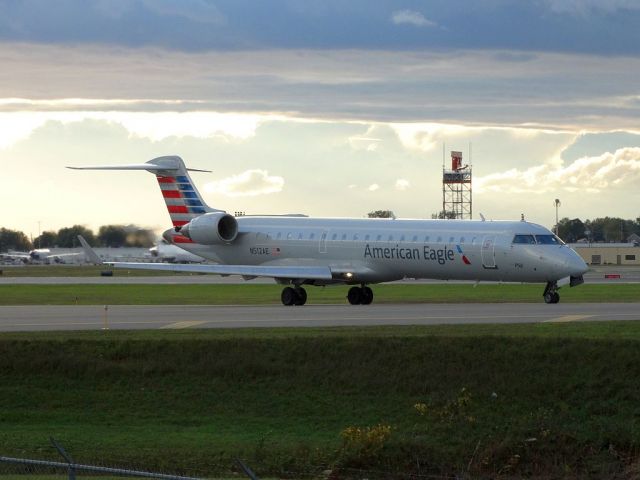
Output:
[
  {"xmin": 149, "ymin": 239, "xmax": 205, "ymax": 263},
  {"xmin": 69, "ymin": 156, "xmax": 588, "ymax": 306},
  {"xmin": 1, "ymin": 248, "xmax": 81, "ymax": 264}
]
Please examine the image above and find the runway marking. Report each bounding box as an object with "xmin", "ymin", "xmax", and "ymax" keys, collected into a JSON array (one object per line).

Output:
[
  {"xmin": 160, "ymin": 321, "xmax": 207, "ymax": 329},
  {"xmin": 545, "ymin": 314, "xmax": 594, "ymax": 323}
]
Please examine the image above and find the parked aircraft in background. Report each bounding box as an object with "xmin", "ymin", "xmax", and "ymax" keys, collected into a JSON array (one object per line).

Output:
[
  {"xmin": 68, "ymin": 156, "xmax": 588, "ymax": 305},
  {"xmin": 0, "ymin": 248, "xmax": 82, "ymax": 264},
  {"xmin": 149, "ymin": 239, "xmax": 205, "ymax": 263}
]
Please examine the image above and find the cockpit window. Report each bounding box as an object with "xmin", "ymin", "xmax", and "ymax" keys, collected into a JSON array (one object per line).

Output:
[
  {"xmin": 512, "ymin": 234, "xmax": 536, "ymax": 244},
  {"xmin": 535, "ymin": 234, "xmax": 563, "ymax": 245}
]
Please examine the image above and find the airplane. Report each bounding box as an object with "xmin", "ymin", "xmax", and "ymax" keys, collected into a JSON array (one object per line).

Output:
[
  {"xmin": 149, "ymin": 239, "xmax": 205, "ymax": 263},
  {"xmin": 68, "ymin": 156, "xmax": 588, "ymax": 306},
  {"xmin": 1, "ymin": 248, "xmax": 82, "ymax": 264}
]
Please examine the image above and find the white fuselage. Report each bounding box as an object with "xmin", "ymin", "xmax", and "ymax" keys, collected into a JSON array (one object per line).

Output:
[{"xmin": 168, "ymin": 217, "xmax": 588, "ymax": 285}]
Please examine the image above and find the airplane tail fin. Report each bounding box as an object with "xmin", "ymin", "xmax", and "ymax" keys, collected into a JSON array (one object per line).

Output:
[
  {"xmin": 77, "ymin": 235, "xmax": 102, "ymax": 265},
  {"xmin": 68, "ymin": 156, "xmax": 222, "ymax": 228}
]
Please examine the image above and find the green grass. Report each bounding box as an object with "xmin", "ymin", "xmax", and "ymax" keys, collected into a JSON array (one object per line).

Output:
[
  {"xmin": 0, "ymin": 265, "xmax": 189, "ymax": 277},
  {"xmin": 2, "ymin": 323, "xmax": 640, "ymax": 478},
  {"xmin": 0, "ymin": 283, "xmax": 639, "ymax": 305}
]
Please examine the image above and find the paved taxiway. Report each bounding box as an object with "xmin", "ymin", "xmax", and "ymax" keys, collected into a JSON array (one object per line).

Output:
[{"xmin": 0, "ymin": 303, "xmax": 638, "ymax": 332}]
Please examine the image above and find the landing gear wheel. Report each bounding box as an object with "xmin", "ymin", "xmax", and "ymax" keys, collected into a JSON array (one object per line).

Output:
[
  {"xmin": 294, "ymin": 287, "xmax": 307, "ymax": 306},
  {"xmin": 543, "ymin": 282, "xmax": 561, "ymax": 304},
  {"xmin": 361, "ymin": 286, "xmax": 374, "ymax": 305},
  {"xmin": 347, "ymin": 286, "xmax": 363, "ymax": 305},
  {"xmin": 281, "ymin": 287, "xmax": 297, "ymax": 306}
]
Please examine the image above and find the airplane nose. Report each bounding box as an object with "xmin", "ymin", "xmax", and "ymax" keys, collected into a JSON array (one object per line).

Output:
[{"xmin": 568, "ymin": 252, "xmax": 589, "ymax": 276}]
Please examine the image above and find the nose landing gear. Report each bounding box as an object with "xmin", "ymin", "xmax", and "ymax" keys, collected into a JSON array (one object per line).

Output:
[{"xmin": 543, "ymin": 282, "xmax": 560, "ymax": 304}]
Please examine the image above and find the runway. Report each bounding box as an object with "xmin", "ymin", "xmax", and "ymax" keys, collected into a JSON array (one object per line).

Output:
[{"xmin": 0, "ymin": 303, "xmax": 638, "ymax": 332}]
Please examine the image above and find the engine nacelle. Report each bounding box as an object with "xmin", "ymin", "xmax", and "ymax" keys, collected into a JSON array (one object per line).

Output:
[{"xmin": 179, "ymin": 212, "xmax": 238, "ymax": 245}]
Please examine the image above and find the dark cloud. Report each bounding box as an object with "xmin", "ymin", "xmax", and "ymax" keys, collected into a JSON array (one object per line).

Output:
[{"xmin": 0, "ymin": 0, "xmax": 639, "ymax": 55}]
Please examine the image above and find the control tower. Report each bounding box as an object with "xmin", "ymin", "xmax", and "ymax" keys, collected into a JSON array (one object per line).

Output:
[{"xmin": 442, "ymin": 150, "xmax": 472, "ymax": 220}]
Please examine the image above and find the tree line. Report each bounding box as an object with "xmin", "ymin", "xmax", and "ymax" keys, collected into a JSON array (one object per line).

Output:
[
  {"xmin": 557, "ymin": 217, "xmax": 640, "ymax": 243},
  {"xmin": 0, "ymin": 225, "xmax": 156, "ymax": 252}
]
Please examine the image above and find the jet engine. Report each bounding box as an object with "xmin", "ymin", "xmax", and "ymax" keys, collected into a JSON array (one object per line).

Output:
[{"xmin": 179, "ymin": 212, "xmax": 238, "ymax": 244}]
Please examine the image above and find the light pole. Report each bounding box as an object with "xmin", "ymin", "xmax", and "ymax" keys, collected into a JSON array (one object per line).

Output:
[{"xmin": 554, "ymin": 199, "xmax": 561, "ymax": 236}]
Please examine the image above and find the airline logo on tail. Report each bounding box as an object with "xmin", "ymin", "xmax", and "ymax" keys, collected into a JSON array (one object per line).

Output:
[{"xmin": 156, "ymin": 174, "xmax": 207, "ymax": 229}]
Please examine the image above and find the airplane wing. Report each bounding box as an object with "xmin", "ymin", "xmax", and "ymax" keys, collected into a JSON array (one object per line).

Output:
[
  {"xmin": 108, "ymin": 262, "xmax": 333, "ymax": 280},
  {"xmin": 1, "ymin": 253, "xmax": 30, "ymax": 259}
]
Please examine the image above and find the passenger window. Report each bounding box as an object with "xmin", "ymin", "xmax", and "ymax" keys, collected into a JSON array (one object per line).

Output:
[
  {"xmin": 277, "ymin": 232, "xmax": 282, "ymax": 239},
  {"xmin": 331, "ymin": 233, "xmax": 337, "ymax": 240},
  {"xmin": 287, "ymin": 232, "xmax": 293, "ymax": 240},
  {"xmin": 412, "ymin": 235, "xmax": 418, "ymax": 242},
  {"xmin": 424, "ymin": 235, "xmax": 430, "ymax": 242},
  {"xmin": 309, "ymin": 233, "xmax": 315, "ymax": 240},
  {"xmin": 437, "ymin": 236, "xmax": 442, "ymax": 243},
  {"xmin": 513, "ymin": 234, "xmax": 536, "ymax": 244},
  {"xmin": 365, "ymin": 234, "xmax": 370, "ymax": 241},
  {"xmin": 449, "ymin": 236, "xmax": 454, "ymax": 243},
  {"xmin": 376, "ymin": 234, "xmax": 382, "ymax": 241},
  {"xmin": 460, "ymin": 237, "xmax": 465, "ymax": 244},
  {"xmin": 353, "ymin": 234, "xmax": 359, "ymax": 241},
  {"xmin": 342, "ymin": 233, "xmax": 347, "ymax": 240},
  {"xmin": 400, "ymin": 235, "xmax": 405, "ymax": 242},
  {"xmin": 388, "ymin": 235, "xmax": 394, "ymax": 241},
  {"xmin": 298, "ymin": 232, "xmax": 303, "ymax": 240}
]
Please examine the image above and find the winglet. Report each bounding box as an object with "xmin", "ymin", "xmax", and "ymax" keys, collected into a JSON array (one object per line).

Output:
[{"xmin": 77, "ymin": 235, "xmax": 102, "ymax": 265}]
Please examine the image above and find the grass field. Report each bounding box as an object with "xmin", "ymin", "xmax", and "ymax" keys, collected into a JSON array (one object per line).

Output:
[
  {"xmin": 0, "ymin": 282, "xmax": 639, "ymax": 305},
  {"xmin": 0, "ymin": 265, "xmax": 187, "ymax": 277},
  {"xmin": 2, "ymin": 322, "xmax": 640, "ymax": 478}
]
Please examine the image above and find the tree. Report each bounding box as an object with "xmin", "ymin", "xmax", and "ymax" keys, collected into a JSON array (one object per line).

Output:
[
  {"xmin": 367, "ymin": 210, "xmax": 395, "ymax": 219},
  {"xmin": 0, "ymin": 228, "xmax": 31, "ymax": 252},
  {"xmin": 556, "ymin": 218, "xmax": 585, "ymax": 243},
  {"xmin": 98, "ymin": 225, "xmax": 128, "ymax": 247},
  {"xmin": 56, "ymin": 225, "xmax": 95, "ymax": 248},
  {"xmin": 124, "ymin": 226, "xmax": 156, "ymax": 248},
  {"xmin": 33, "ymin": 230, "xmax": 57, "ymax": 248},
  {"xmin": 431, "ymin": 210, "xmax": 457, "ymax": 219}
]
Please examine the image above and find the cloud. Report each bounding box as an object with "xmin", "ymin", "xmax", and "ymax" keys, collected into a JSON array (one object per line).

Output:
[
  {"xmin": 3, "ymin": 44, "xmax": 640, "ymax": 129},
  {"xmin": 0, "ymin": 111, "xmax": 269, "ymax": 149},
  {"xmin": 368, "ymin": 184, "xmax": 380, "ymax": 191},
  {"xmin": 395, "ymin": 179, "xmax": 410, "ymax": 190},
  {"xmin": 476, "ymin": 147, "xmax": 640, "ymax": 194},
  {"xmin": 544, "ymin": 0, "xmax": 640, "ymax": 15},
  {"xmin": 140, "ymin": 0, "xmax": 225, "ymax": 25},
  {"xmin": 391, "ymin": 9, "xmax": 437, "ymax": 27},
  {"xmin": 204, "ymin": 170, "xmax": 284, "ymax": 197}
]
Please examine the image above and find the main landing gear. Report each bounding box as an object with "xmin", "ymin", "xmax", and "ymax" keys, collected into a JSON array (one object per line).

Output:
[
  {"xmin": 543, "ymin": 281, "xmax": 560, "ymax": 304},
  {"xmin": 281, "ymin": 286, "xmax": 307, "ymax": 306},
  {"xmin": 280, "ymin": 285, "xmax": 375, "ymax": 306},
  {"xmin": 347, "ymin": 285, "xmax": 374, "ymax": 305}
]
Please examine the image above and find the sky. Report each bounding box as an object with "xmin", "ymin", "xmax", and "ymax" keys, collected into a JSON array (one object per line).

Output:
[{"xmin": 2, "ymin": 0, "xmax": 640, "ymax": 239}]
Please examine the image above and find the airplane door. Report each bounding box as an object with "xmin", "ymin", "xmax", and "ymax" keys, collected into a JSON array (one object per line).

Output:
[
  {"xmin": 319, "ymin": 230, "xmax": 328, "ymax": 254},
  {"xmin": 481, "ymin": 236, "xmax": 497, "ymax": 269}
]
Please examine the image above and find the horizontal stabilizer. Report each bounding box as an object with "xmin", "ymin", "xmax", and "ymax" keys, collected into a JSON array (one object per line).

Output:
[
  {"xmin": 67, "ymin": 164, "xmax": 210, "ymax": 173},
  {"xmin": 108, "ymin": 262, "xmax": 333, "ymax": 280}
]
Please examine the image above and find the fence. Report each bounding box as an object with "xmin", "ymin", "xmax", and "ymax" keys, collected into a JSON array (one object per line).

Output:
[{"xmin": 0, "ymin": 438, "xmax": 259, "ymax": 479}]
